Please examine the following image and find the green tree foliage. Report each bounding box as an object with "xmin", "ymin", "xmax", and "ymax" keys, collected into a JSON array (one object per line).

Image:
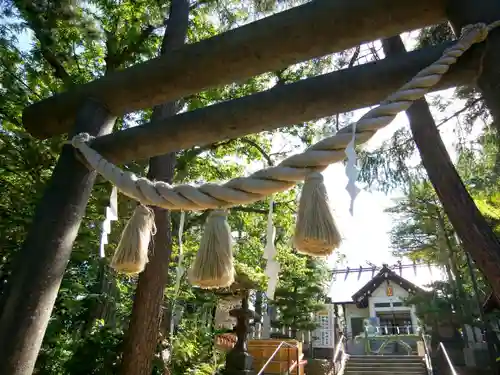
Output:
[
  {"xmin": 0, "ymin": 1, "xmax": 337, "ymax": 374},
  {"xmin": 271, "ymin": 257, "xmax": 329, "ymax": 337},
  {"xmin": 387, "ymin": 130, "xmax": 500, "ymax": 329},
  {"xmin": 353, "ymin": 24, "xmax": 500, "ymax": 335},
  {"xmin": 358, "ymin": 22, "xmax": 494, "ymax": 195}
]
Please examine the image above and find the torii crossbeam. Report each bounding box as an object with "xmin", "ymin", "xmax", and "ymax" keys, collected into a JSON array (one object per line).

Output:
[
  {"xmin": 1, "ymin": 1, "xmax": 500, "ymax": 375},
  {"xmin": 23, "ymin": 0, "xmax": 447, "ymax": 139}
]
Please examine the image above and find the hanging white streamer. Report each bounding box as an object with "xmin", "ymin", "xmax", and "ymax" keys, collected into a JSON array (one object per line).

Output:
[
  {"xmin": 263, "ymin": 198, "xmax": 276, "ymax": 260},
  {"xmin": 265, "ymin": 259, "xmax": 280, "ymax": 299},
  {"xmin": 99, "ymin": 186, "xmax": 118, "ymax": 258},
  {"xmin": 345, "ymin": 122, "xmax": 361, "ymax": 215},
  {"xmin": 263, "ymin": 197, "xmax": 280, "ymax": 299},
  {"xmin": 170, "ymin": 211, "xmax": 186, "ymax": 338},
  {"xmin": 174, "ymin": 211, "xmax": 186, "ymax": 296}
]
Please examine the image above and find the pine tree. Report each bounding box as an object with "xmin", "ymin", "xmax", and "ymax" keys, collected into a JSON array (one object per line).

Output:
[{"xmin": 271, "ymin": 257, "xmax": 328, "ymax": 339}]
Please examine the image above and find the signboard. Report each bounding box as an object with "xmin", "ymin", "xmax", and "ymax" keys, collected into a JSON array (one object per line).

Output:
[{"xmin": 386, "ymin": 285, "xmax": 393, "ymax": 296}]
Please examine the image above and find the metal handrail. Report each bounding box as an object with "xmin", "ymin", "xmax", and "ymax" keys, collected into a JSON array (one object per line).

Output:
[
  {"xmin": 333, "ymin": 335, "xmax": 347, "ymax": 375},
  {"xmin": 437, "ymin": 342, "xmax": 458, "ymax": 375},
  {"xmin": 286, "ymin": 353, "xmax": 304, "ymax": 374},
  {"xmin": 420, "ymin": 330, "xmax": 433, "ymax": 375},
  {"xmin": 256, "ymin": 341, "xmax": 300, "ymax": 375},
  {"xmin": 333, "ymin": 334, "xmax": 346, "ymax": 362}
]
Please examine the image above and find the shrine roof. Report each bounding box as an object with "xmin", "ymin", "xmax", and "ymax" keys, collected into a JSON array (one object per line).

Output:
[{"xmin": 328, "ymin": 263, "xmax": 443, "ymax": 305}]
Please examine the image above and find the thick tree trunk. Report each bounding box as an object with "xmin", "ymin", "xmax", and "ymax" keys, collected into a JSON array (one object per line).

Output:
[
  {"xmin": 0, "ymin": 99, "xmax": 115, "ymax": 375},
  {"xmin": 84, "ymin": 259, "xmax": 119, "ymax": 333},
  {"xmin": 23, "ymin": 0, "xmax": 447, "ymax": 139},
  {"xmin": 382, "ymin": 35, "xmax": 500, "ymax": 317},
  {"xmin": 119, "ymin": 1, "xmax": 190, "ymax": 375},
  {"xmin": 90, "ymin": 41, "xmax": 483, "ymax": 164},
  {"xmin": 446, "ymin": 0, "xmax": 500, "ymax": 133}
]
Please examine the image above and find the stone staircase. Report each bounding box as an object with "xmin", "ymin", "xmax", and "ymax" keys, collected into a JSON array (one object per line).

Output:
[{"xmin": 344, "ymin": 355, "xmax": 427, "ymax": 375}]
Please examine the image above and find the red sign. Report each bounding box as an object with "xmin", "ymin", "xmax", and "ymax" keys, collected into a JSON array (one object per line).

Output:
[{"xmin": 215, "ymin": 333, "xmax": 237, "ymax": 351}]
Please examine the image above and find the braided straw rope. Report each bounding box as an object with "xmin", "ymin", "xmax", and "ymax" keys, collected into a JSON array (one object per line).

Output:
[{"xmin": 71, "ymin": 22, "xmax": 500, "ymax": 212}]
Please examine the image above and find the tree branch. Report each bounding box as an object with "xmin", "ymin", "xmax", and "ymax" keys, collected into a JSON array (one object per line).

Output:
[
  {"xmin": 0, "ymin": 57, "xmax": 41, "ymax": 100},
  {"xmin": 240, "ymin": 137, "xmax": 274, "ymax": 166},
  {"xmin": 0, "ymin": 111, "xmax": 23, "ymax": 128},
  {"xmin": 361, "ymin": 97, "xmax": 484, "ymax": 159},
  {"xmin": 116, "ymin": 24, "xmax": 161, "ymax": 64},
  {"xmin": 39, "ymin": 48, "xmax": 73, "ymax": 87},
  {"xmin": 12, "ymin": 0, "xmax": 74, "ymax": 88}
]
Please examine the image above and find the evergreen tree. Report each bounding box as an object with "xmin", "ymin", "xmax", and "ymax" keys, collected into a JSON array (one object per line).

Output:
[{"xmin": 271, "ymin": 257, "xmax": 328, "ymax": 338}]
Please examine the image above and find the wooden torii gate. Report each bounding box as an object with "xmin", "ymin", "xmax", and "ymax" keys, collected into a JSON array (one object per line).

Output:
[{"xmin": 1, "ymin": 0, "xmax": 500, "ymax": 374}]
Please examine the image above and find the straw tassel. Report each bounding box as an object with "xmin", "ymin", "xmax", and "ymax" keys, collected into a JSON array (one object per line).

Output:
[
  {"xmin": 110, "ymin": 204, "xmax": 156, "ymax": 275},
  {"xmin": 188, "ymin": 209, "xmax": 234, "ymax": 289},
  {"xmin": 293, "ymin": 172, "xmax": 342, "ymax": 256}
]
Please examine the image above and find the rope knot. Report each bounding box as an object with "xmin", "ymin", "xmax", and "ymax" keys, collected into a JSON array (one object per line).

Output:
[
  {"xmin": 71, "ymin": 132, "xmax": 93, "ymax": 148},
  {"xmin": 462, "ymin": 23, "xmax": 489, "ymax": 43},
  {"xmin": 209, "ymin": 209, "xmax": 229, "ymax": 218},
  {"xmin": 136, "ymin": 205, "xmax": 157, "ymax": 235},
  {"xmin": 136, "ymin": 204, "xmax": 154, "ymax": 216},
  {"xmin": 305, "ymin": 171, "xmax": 324, "ymax": 183}
]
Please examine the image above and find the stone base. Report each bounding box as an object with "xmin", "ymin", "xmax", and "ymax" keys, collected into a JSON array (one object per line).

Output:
[
  {"xmin": 463, "ymin": 347, "xmax": 476, "ymax": 367},
  {"xmin": 222, "ymin": 350, "xmax": 254, "ymax": 375}
]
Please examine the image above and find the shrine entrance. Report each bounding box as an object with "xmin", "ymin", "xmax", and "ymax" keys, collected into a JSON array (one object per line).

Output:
[{"xmin": 376, "ymin": 311, "xmax": 414, "ymax": 335}]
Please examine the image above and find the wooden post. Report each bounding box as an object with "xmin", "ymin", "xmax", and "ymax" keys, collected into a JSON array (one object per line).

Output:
[
  {"xmin": 447, "ymin": 0, "xmax": 500, "ymax": 132},
  {"xmin": 0, "ymin": 99, "xmax": 115, "ymax": 375}
]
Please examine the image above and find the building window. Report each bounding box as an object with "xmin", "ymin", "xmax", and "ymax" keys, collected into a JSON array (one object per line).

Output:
[
  {"xmin": 374, "ymin": 302, "xmax": 391, "ymax": 308},
  {"xmin": 392, "ymin": 302, "xmax": 403, "ymax": 307}
]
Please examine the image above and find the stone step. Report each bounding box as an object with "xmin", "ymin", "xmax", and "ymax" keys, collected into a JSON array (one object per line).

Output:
[
  {"xmin": 348, "ymin": 357, "xmax": 423, "ymax": 363},
  {"xmin": 348, "ymin": 355, "xmax": 422, "ymax": 359},
  {"xmin": 347, "ymin": 361, "xmax": 423, "ymax": 368},
  {"xmin": 344, "ymin": 372, "xmax": 425, "ymax": 375},
  {"xmin": 346, "ymin": 362, "xmax": 425, "ymax": 368},
  {"xmin": 346, "ymin": 366, "xmax": 425, "ymax": 372},
  {"xmin": 349, "ymin": 357, "xmax": 424, "ymax": 363}
]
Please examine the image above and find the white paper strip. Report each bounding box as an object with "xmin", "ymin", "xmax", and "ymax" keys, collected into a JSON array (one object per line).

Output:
[
  {"xmin": 263, "ymin": 198, "xmax": 276, "ymax": 260},
  {"xmin": 174, "ymin": 211, "xmax": 186, "ymax": 297},
  {"xmin": 345, "ymin": 124, "xmax": 361, "ymax": 215},
  {"xmin": 99, "ymin": 186, "xmax": 118, "ymax": 258}
]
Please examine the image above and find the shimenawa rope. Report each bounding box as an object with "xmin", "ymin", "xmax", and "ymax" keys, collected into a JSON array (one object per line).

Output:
[
  {"xmin": 72, "ymin": 22, "xmax": 497, "ymax": 211},
  {"xmin": 69, "ymin": 21, "xmax": 499, "ymax": 284}
]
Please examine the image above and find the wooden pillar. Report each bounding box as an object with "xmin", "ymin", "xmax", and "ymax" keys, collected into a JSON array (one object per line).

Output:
[
  {"xmin": 0, "ymin": 99, "xmax": 115, "ymax": 375},
  {"xmin": 447, "ymin": 0, "xmax": 500, "ymax": 132}
]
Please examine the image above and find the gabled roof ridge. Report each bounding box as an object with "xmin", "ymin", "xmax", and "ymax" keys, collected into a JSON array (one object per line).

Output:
[{"xmin": 350, "ymin": 264, "xmax": 424, "ymax": 305}]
